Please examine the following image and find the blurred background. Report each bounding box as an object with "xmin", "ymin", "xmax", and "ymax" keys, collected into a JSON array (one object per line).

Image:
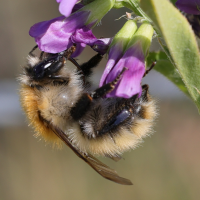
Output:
[{"xmin": 1, "ymin": 0, "xmax": 200, "ymax": 199}]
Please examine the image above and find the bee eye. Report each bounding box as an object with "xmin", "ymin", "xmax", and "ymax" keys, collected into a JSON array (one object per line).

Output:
[
  {"xmin": 32, "ymin": 54, "xmax": 64, "ymax": 80},
  {"xmin": 34, "ymin": 63, "xmax": 45, "ymax": 79},
  {"xmin": 44, "ymin": 63, "xmax": 52, "ymax": 69},
  {"xmin": 45, "ymin": 61, "xmax": 63, "ymax": 74}
]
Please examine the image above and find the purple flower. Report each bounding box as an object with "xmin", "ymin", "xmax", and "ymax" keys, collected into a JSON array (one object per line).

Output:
[
  {"xmin": 29, "ymin": 0, "xmax": 115, "ymax": 55},
  {"xmin": 29, "ymin": 11, "xmax": 91, "ymax": 54},
  {"xmin": 71, "ymin": 28, "xmax": 112, "ymax": 54},
  {"xmin": 100, "ymin": 22, "xmax": 154, "ymax": 98},
  {"xmin": 176, "ymin": 0, "xmax": 200, "ymax": 15},
  {"xmin": 99, "ymin": 42, "xmax": 124, "ymax": 88},
  {"xmin": 56, "ymin": 0, "xmax": 79, "ymax": 17},
  {"xmin": 91, "ymin": 38, "xmax": 113, "ymax": 55},
  {"xmin": 100, "ymin": 42, "xmax": 145, "ymax": 98}
]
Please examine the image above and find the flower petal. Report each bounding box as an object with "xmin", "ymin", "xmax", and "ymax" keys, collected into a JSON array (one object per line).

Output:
[
  {"xmin": 176, "ymin": 0, "xmax": 200, "ymax": 15},
  {"xmin": 57, "ymin": 0, "xmax": 79, "ymax": 17},
  {"xmin": 29, "ymin": 16, "xmax": 65, "ymax": 38},
  {"xmin": 105, "ymin": 43, "xmax": 145, "ymax": 98},
  {"xmin": 91, "ymin": 38, "xmax": 112, "ymax": 55},
  {"xmin": 72, "ymin": 28, "xmax": 112, "ymax": 55},
  {"xmin": 71, "ymin": 26, "xmax": 97, "ymax": 44},
  {"xmin": 29, "ymin": 11, "xmax": 90, "ymax": 53},
  {"xmin": 99, "ymin": 42, "xmax": 124, "ymax": 87},
  {"xmin": 72, "ymin": 2, "xmax": 84, "ymax": 13}
]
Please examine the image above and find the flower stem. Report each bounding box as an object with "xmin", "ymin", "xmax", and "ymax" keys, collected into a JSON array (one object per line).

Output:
[{"xmin": 122, "ymin": 0, "xmax": 152, "ymax": 23}]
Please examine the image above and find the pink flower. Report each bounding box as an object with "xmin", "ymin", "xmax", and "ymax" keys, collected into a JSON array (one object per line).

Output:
[
  {"xmin": 56, "ymin": 0, "xmax": 79, "ymax": 17},
  {"xmin": 100, "ymin": 42, "xmax": 145, "ymax": 98},
  {"xmin": 29, "ymin": 0, "xmax": 115, "ymax": 55},
  {"xmin": 100, "ymin": 22, "xmax": 154, "ymax": 98}
]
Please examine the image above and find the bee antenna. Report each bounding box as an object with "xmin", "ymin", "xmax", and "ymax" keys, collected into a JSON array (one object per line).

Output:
[
  {"xmin": 29, "ymin": 45, "xmax": 38, "ymax": 56},
  {"xmin": 143, "ymin": 61, "xmax": 157, "ymax": 78}
]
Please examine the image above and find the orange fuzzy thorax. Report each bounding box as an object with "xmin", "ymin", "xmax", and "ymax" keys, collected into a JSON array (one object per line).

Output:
[{"xmin": 20, "ymin": 84, "xmax": 62, "ymax": 148}]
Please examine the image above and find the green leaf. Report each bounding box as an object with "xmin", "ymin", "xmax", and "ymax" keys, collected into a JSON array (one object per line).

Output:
[
  {"xmin": 169, "ymin": 0, "xmax": 177, "ymax": 5},
  {"xmin": 141, "ymin": 0, "xmax": 200, "ymax": 112},
  {"xmin": 147, "ymin": 52, "xmax": 190, "ymax": 96}
]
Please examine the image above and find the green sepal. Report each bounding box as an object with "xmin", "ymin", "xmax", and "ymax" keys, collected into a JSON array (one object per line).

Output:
[
  {"xmin": 80, "ymin": 0, "xmax": 115, "ymax": 26},
  {"xmin": 127, "ymin": 23, "xmax": 154, "ymax": 55},
  {"xmin": 110, "ymin": 20, "xmax": 138, "ymax": 52}
]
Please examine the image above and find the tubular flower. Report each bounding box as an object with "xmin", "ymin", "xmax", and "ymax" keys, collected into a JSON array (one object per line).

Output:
[
  {"xmin": 100, "ymin": 22, "xmax": 154, "ymax": 98},
  {"xmin": 56, "ymin": 0, "xmax": 79, "ymax": 17},
  {"xmin": 71, "ymin": 27, "xmax": 112, "ymax": 55},
  {"xmin": 29, "ymin": 0, "xmax": 115, "ymax": 55},
  {"xmin": 100, "ymin": 20, "xmax": 138, "ymax": 88},
  {"xmin": 91, "ymin": 38, "xmax": 113, "ymax": 55},
  {"xmin": 176, "ymin": 0, "xmax": 200, "ymax": 15}
]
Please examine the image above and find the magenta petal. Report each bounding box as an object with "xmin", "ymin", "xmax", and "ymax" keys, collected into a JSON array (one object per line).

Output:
[
  {"xmin": 72, "ymin": 26, "xmax": 97, "ymax": 44},
  {"xmin": 72, "ymin": 28, "xmax": 112, "ymax": 55},
  {"xmin": 29, "ymin": 16, "xmax": 65, "ymax": 38},
  {"xmin": 99, "ymin": 43, "xmax": 124, "ymax": 87},
  {"xmin": 72, "ymin": 2, "xmax": 84, "ymax": 13},
  {"xmin": 29, "ymin": 11, "xmax": 90, "ymax": 53},
  {"xmin": 91, "ymin": 38, "xmax": 112, "ymax": 55},
  {"xmin": 176, "ymin": 0, "xmax": 200, "ymax": 15},
  {"xmin": 31, "ymin": 18, "xmax": 72, "ymax": 53},
  {"xmin": 105, "ymin": 43, "xmax": 145, "ymax": 98},
  {"xmin": 57, "ymin": 0, "xmax": 79, "ymax": 17},
  {"xmin": 61, "ymin": 11, "xmax": 90, "ymax": 33}
]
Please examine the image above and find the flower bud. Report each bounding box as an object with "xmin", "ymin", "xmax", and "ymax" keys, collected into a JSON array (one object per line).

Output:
[
  {"xmin": 100, "ymin": 20, "xmax": 138, "ymax": 87},
  {"xmin": 100, "ymin": 22, "xmax": 154, "ymax": 98}
]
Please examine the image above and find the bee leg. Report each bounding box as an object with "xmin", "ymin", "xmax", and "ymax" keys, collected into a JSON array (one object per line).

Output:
[
  {"xmin": 140, "ymin": 84, "xmax": 149, "ymax": 102},
  {"xmin": 39, "ymin": 51, "xmax": 45, "ymax": 60},
  {"xmin": 79, "ymin": 53, "xmax": 103, "ymax": 77},
  {"xmin": 71, "ymin": 68, "xmax": 127, "ymax": 121},
  {"xmin": 29, "ymin": 45, "xmax": 38, "ymax": 56},
  {"xmin": 143, "ymin": 61, "xmax": 156, "ymax": 77},
  {"xmin": 69, "ymin": 53, "xmax": 103, "ymax": 86},
  {"xmin": 91, "ymin": 67, "xmax": 127, "ymax": 99},
  {"xmin": 69, "ymin": 53, "xmax": 103, "ymax": 79}
]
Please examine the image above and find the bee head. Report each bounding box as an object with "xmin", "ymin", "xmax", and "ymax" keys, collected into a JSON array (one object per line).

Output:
[
  {"xmin": 26, "ymin": 52, "xmax": 65, "ymax": 81},
  {"xmin": 20, "ymin": 46, "xmax": 83, "ymax": 87}
]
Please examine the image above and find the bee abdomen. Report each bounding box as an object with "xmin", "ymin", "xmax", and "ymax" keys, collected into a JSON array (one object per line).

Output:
[{"xmin": 73, "ymin": 96, "xmax": 157, "ymax": 157}]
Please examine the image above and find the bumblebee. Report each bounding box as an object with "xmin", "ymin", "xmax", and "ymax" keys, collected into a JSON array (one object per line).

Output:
[{"xmin": 19, "ymin": 45, "xmax": 157, "ymax": 185}]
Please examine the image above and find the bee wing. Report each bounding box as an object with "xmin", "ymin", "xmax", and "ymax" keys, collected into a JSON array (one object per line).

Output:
[
  {"xmin": 105, "ymin": 154, "xmax": 122, "ymax": 162},
  {"xmin": 50, "ymin": 124, "xmax": 132, "ymax": 185}
]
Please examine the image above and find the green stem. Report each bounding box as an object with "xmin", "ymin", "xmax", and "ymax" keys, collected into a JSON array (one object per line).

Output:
[
  {"xmin": 122, "ymin": 0, "xmax": 176, "ymax": 68},
  {"xmin": 123, "ymin": 0, "xmax": 152, "ymax": 23}
]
